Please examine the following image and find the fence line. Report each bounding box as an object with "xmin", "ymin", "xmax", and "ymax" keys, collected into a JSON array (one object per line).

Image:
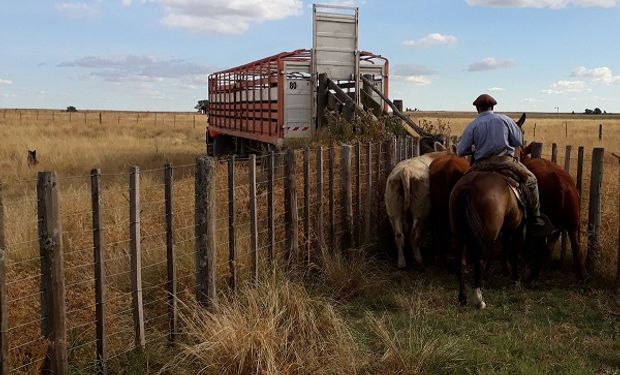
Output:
[{"xmin": 0, "ymin": 139, "xmax": 618, "ymax": 372}]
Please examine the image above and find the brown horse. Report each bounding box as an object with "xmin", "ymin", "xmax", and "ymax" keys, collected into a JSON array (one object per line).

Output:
[
  {"xmin": 429, "ymin": 154, "xmax": 470, "ymax": 262},
  {"xmin": 521, "ymin": 144, "xmax": 585, "ymax": 279},
  {"xmin": 449, "ymin": 171, "xmax": 525, "ymax": 308}
]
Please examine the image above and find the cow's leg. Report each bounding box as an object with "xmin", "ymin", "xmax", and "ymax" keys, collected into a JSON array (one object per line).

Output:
[
  {"xmin": 568, "ymin": 229, "xmax": 585, "ymax": 279},
  {"xmin": 389, "ymin": 212, "xmax": 407, "ymax": 269},
  {"xmin": 410, "ymin": 216, "xmax": 424, "ymax": 265},
  {"xmin": 474, "ymin": 259, "xmax": 486, "ymax": 309}
]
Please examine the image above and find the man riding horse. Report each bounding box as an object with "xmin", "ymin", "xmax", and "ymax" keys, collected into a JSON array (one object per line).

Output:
[{"xmin": 456, "ymin": 94, "xmax": 553, "ymax": 238}]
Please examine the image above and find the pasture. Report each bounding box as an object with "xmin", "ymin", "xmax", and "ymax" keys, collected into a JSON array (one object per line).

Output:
[{"xmin": 0, "ymin": 108, "xmax": 618, "ymax": 374}]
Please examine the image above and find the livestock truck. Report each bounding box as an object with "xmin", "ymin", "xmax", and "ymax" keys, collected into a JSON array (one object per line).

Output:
[{"xmin": 207, "ymin": 4, "xmax": 430, "ymax": 156}]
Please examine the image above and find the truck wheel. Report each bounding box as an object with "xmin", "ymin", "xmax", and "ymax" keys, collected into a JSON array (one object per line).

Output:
[{"xmin": 213, "ymin": 135, "xmax": 235, "ymax": 156}]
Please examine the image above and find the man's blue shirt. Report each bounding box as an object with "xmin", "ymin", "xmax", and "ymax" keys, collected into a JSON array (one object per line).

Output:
[{"xmin": 456, "ymin": 111, "xmax": 523, "ymax": 160}]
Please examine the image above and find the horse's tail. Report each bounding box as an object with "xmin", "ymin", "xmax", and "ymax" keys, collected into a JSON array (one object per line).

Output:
[{"xmin": 457, "ymin": 190, "xmax": 490, "ymax": 257}]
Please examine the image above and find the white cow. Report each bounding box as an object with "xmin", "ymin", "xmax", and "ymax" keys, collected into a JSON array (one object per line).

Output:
[{"xmin": 385, "ymin": 145, "xmax": 449, "ymax": 268}]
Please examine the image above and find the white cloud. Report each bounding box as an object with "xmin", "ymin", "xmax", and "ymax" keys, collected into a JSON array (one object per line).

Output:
[
  {"xmin": 467, "ymin": 58, "xmax": 516, "ymax": 72},
  {"xmin": 572, "ymin": 66, "xmax": 620, "ymax": 85},
  {"xmin": 465, "ymin": 0, "xmax": 618, "ymax": 8},
  {"xmin": 542, "ymin": 80, "xmax": 591, "ymax": 94},
  {"xmin": 150, "ymin": 0, "xmax": 303, "ymax": 34},
  {"xmin": 55, "ymin": 2, "xmax": 100, "ymax": 18},
  {"xmin": 488, "ymin": 87, "xmax": 505, "ymax": 91},
  {"xmin": 58, "ymin": 54, "xmax": 215, "ymax": 84},
  {"xmin": 402, "ymin": 33, "xmax": 458, "ymax": 48},
  {"xmin": 0, "ymin": 79, "xmax": 12, "ymax": 85},
  {"xmin": 523, "ymin": 97, "xmax": 543, "ymax": 103},
  {"xmin": 391, "ymin": 64, "xmax": 436, "ymax": 86}
]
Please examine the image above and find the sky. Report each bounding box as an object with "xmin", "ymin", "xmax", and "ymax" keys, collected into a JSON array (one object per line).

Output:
[{"xmin": 0, "ymin": 0, "xmax": 619, "ymax": 113}]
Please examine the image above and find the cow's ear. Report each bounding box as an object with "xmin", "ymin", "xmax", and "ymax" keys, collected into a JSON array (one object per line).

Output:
[
  {"xmin": 434, "ymin": 142, "xmax": 446, "ymax": 152},
  {"xmin": 522, "ymin": 142, "xmax": 533, "ymax": 155},
  {"xmin": 450, "ymin": 144, "xmax": 457, "ymax": 154},
  {"xmin": 516, "ymin": 113, "xmax": 526, "ymax": 128}
]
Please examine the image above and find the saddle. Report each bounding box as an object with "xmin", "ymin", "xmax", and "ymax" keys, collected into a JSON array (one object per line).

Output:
[{"xmin": 467, "ymin": 158, "xmax": 532, "ymax": 214}]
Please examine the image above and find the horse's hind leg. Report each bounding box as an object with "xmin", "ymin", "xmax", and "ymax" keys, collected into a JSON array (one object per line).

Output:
[
  {"xmin": 474, "ymin": 259, "xmax": 487, "ymax": 309},
  {"xmin": 457, "ymin": 248, "xmax": 467, "ymax": 306}
]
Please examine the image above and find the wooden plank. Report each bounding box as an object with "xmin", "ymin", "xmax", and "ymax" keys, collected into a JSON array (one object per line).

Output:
[
  {"xmin": 267, "ymin": 152, "xmax": 275, "ymax": 266},
  {"xmin": 227, "ymin": 156, "xmax": 237, "ymax": 291},
  {"xmin": 586, "ymin": 148, "xmax": 604, "ymax": 277},
  {"xmin": 91, "ymin": 169, "xmax": 107, "ymax": 374},
  {"xmin": 364, "ymin": 143, "xmax": 372, "ymax": 243},
  {"xmin": 0, "ymin": 183, "xmax": 7, "ymax": 375},
  {"xmin": 316, "ymin": 147, "xmax": 324, "ymax": 250},
  {"xmin": 551, "ymin": 143, "xmax": 558, "ymax": 163},
  {"xmin": 317, "ymin": 73, "xmax": 328, "ymax": 128},
  {"xmin": 164, "ymin": 164, "xmax": 177, "ymax": 343},
  {"xmin": 531, "ymin": 142, "xmax": 543, "ymax": 159},
  {"xmin": 576, "ymin": 146, "xmax": 584, "ymax": 197},
  {"xmin": 303, "ymin": 148, "xmax": 310, "ymax": 263},
  {"xmin": 328, "ymin": 146, "xmax": 335, "ymax": 251},
  {"xmin": 342, "ymin": 145, "xmax": 353, "ymax": 250},
  {"xmin": 129, "ymin": 166, "xmax": 145, "ymax": 349},
  {"xmin": 195, "ymin": 157, "xmax": 218, "ymax": 309},
  {"xmin": 249, "ymin": 155, "xmax": 258, "ymax": 282},
  {"xmin": 37, "ymin": 172, "xmax": 68, "ymax": 373},
  {"xmin": 285, "ymin": 149, "xmax": 299, "ymax": 264},
  {"xmin": 355, "ymin": 143, "xmax": 361, "ymax": 247}
]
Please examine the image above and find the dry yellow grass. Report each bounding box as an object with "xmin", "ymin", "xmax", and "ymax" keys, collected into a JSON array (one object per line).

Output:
[{"xmin": 0, "ymin": 108, "xmax": 618, "ymax": 373}]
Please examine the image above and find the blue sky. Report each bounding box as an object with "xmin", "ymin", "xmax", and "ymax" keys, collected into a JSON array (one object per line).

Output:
[{"xmin": 0, "ymin": 0, "xmax": 618, "ymax": 112}]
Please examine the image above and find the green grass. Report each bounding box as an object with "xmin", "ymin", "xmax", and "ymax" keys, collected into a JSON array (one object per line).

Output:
[{"xmin": 65, "ymin": 254, "xmax": 620, "ymax": 375}]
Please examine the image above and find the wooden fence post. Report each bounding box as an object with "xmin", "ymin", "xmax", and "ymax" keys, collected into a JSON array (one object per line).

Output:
[
  {"xmin": 129, "ymin": 167, "xmax": 145, "ymax": 349},
  {"xmin": 342, "ymin": 145, "xmax": 353, "ymax": 250},
  {"xmin": 413, "ymin": 137, "xmax": 419, "ymax": 157},
  {"xmin": 227, "ymin": 156, "xmax": 237, "ymax": 291},
  {"xmin": 560, "ymin": 146, "xmax": 572, "ymax": 266},
  {"xmin": 328, "ymin": 146, "xmax": 335, "ymax": 251},
  {"xmin": 164, "ymin": 164, "xmax": 177, "ymax": 343},
  {"xmin": 598, "ymin": 124, "xmax": 602, "ymax": 141},
  {"xmin": 91, "ymin": 169, "xmax": 107, "ymax": 374},
  {"xmin": 576, "ymin": 146, "xmax": 584, "ymax": 197},
  {"xmin": 586, "ymin": 148, "xmax": 604, "ymax": 276},
  {"xmin": 303, "ymin": 148, "xmax": 310, "ymax": 263},
  {"xmin": 249, "ymin": 155, "xmax": 258, "ymax": 282},
  {"xmin": 551, "ymin": 143, "xmax": 558, "ymax": 163},
  {"xmin": 267, "ymin": 152, "xmax": 275, "ymax": 266},
  {"xmin": 285, "ymin": 149, "xmax": 299, "ymax": 264},
  {"xmin": 195, "ymin": 157, "xmax": 217, "ymax": 309},
  {"xmin": 375, "ymin": 143, "xmax": 382, "ymax": 240},
  {"xmin": 316, "ymin": 148, "xmax": 324, "ymax": 250},
  {"xmin": 355, "ymin": 143, "xmax": 361, "ymax": 247},
  {"xmin": 0, "ymin": 183, "xmax": 7, "ymax": 375},
  {"xmin": 37, "ymin": 172, "xmax": 68, "ymax": 374},
  {"xmin": 531, "ymin": 142, "xmax": 543, "ymax": 159},
  {"xmin": 613, "ymin": 153, "xmax": 620, "ymax": 288},
  {"xmin": 364, "ymin": 143, "xmax": 372, "ymax": 243}
]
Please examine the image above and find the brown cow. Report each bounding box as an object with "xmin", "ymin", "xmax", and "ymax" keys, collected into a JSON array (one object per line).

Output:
[
  {"xmin": 429, "ymin": 154, "xmax": 469, "ymax": 263},
  {"xmin": 521, "ymin": 143, "xmax": 585, "ymax": 279}
]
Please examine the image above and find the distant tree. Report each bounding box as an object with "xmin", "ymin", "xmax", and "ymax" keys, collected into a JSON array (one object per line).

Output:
[
  {"xmin": 66, "ymin": 106, "xmax": 77, "ymax": 112},
  {"xmin": 584, "ymin": 108, "xmax": 593, "ymax": 114},
  {"xmin": 571, "ymin": 111, "xmax": 575, "ymax": 114},
  {"xmin": 195, "ymin": 99, "xmax": 209, "ymax": 114},
  {"xmin": 593, "ymin": 107, "xmax": 602, "ymax": 115}
]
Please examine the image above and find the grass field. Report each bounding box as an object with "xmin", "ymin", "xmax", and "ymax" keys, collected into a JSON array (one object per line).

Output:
[{"xmin": 0, "ymin": 108, "xmax": 619, "ymax": 374}]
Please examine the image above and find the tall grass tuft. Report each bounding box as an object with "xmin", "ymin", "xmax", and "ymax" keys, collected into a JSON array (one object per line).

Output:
[
  {"xmin": 162, "ymin": 275, "xmax": 360, "ymax": 375},
  {"xmin": 365, "ymin": 303, "xmax": 466, "ymax": 375}
]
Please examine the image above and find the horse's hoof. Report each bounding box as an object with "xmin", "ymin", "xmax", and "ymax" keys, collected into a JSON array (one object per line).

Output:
[
  {"xmin": 397, "ymin": 262, "xmax": 407, "ymax": 269},
  {"xmin": 477, "ymin": 301, "xmax": 486, "ymax": 309}
]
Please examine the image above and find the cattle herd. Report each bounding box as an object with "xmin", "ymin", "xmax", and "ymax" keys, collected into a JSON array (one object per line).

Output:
[{"xmin": 385, "ymin": 116, "xmax": 582, "ymax": 309}]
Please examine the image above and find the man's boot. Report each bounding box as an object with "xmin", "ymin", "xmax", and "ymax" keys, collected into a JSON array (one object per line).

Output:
[{"xmin": 525, "ymin": 178, "xmax": 555, "ymax": 237}]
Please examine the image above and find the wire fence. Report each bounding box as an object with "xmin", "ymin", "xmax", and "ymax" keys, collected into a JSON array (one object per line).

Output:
[{"xmin": 0, "ymin": 138, "xmax": 618, "ymax": 373}]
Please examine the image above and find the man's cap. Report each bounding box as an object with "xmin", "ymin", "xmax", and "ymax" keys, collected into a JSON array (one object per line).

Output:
[{"xmin": 473, "ymin": 94, "xmax": 497, "ymax": 107}]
